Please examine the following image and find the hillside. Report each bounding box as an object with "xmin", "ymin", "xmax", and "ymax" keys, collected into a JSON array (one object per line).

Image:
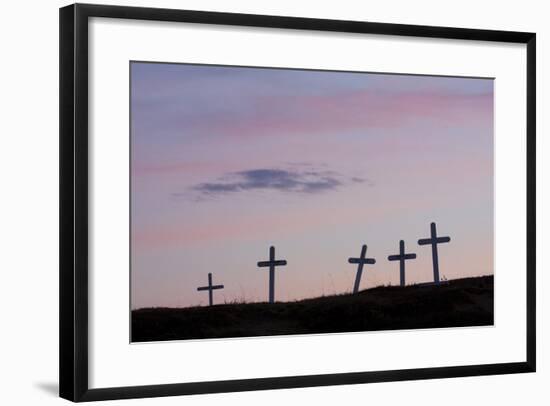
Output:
[{"xmin": 131, "ymin": 275, "xmax": 493, "ymax": 342}]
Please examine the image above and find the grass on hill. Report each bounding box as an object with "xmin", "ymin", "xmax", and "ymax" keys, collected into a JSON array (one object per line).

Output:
[{"xmin": 131, "ymin": 275, "xmax": 493, "ymax": 342}]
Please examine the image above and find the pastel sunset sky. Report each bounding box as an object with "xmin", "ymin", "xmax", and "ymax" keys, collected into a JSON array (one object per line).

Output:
[{"xmin": 130, "ymin": 62, "xmax": 494, "ymax": 309}]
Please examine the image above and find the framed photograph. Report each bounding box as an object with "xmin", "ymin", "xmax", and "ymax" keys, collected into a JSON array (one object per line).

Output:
[{"xmin": 59, "ymin": 3, "xmax": 536, "ymax": 402}]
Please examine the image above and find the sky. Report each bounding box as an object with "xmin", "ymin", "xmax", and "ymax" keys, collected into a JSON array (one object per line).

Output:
[{"xmin": 130, "ymin": 62, "xmax": 494, "ymax": 309}]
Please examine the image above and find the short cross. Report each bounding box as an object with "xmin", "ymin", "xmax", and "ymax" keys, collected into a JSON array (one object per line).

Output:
[
  {"xmin": 387, "ymin": 240, "xmax": 417, "ymax": 287},
  {"xmin": 197, "ymin": 272, "xmax": 224, "ymax": 306},
  {"xmin": 348, "ymin": 244, "xmax": 376, "ymax": 294},
  {"xmin": 257, "ymin": 246, "xmax": 287, "ymax": 303},
  {"xmin": 418, "ymin": 222, "xmax": 451, "ymax": 285}
]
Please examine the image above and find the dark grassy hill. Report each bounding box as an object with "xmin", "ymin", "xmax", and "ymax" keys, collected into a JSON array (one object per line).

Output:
[{"xmin": 132, "ymin": 275, "xmax": 493, "ymax": 342}]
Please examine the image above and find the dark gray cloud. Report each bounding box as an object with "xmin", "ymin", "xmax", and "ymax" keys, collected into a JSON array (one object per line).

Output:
[{"xmin": 183, "ymin": 167, "xmax": 370, "ymax": 199}]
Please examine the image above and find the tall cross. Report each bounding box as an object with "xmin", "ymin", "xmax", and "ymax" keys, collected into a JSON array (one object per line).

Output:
[
  {"xmin": 348, "ymin": 244, "xmax": 376, "ymax": 294},
  {"xmin": 257, "ymin": 246, "xmax": 287, "ymax": 303},
  {"xmin": 418, "ymin": 222, "xmax": 451, "ymax": 285},
  {"xmin": 387, "ymin": 240, "xmax": 417, "ymax": 287},
  {"xmin": 197, "ymin": 272, "xmax": 224, "ymax": 306}
]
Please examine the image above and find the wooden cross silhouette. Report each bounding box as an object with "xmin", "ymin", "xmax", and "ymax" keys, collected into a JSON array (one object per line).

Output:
[
  {"xmin": 348, "ymin": 244, "xmax": 376, "ymax": 294},
  {"xmin": 197, "ymin": 272, "xmax": 224, "ymax": 306},
  {"xmin": 418, "ymin": 222, "xmax": 451, "ymax": 285},
  {"xmin": 388, "ymin": 240, "xmax": 417, "ymax": 287},
  {"xmin": 257, "ymin": 246, "xmax": 287, "ymax": 303}
]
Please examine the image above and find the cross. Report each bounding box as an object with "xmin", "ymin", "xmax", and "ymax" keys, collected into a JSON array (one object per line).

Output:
[
  {"xmin": 387, "ymin": 240, "xmax": 417, "ymax": 287},
  {"xmin": 418, "ymin": 222, "xmax": 451, "ymax": 285},
  {"xmin": 197, "ymin": 272, "xmax": 224, "ymax": 306},
  {"xmin": 348, "ymin": 244, "xmax": 376, "ymax": 294},
  {"xmin": 257, "ymin": 246, "xmax": 287, "ymax": 303}
]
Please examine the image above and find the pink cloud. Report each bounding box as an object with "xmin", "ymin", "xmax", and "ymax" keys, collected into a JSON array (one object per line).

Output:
[
  {"xmin": 173, "ymin": 89, "xmax": 492, "ymax": 139},
  {"xmin": 132, "ymin": 89, "xmax": 492, "ymax": 177}
]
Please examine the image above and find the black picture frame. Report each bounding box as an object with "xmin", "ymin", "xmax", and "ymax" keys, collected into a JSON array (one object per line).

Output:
[{"xmin": 59, "ymin": 3, "xmax": 536, "ymax": 402}]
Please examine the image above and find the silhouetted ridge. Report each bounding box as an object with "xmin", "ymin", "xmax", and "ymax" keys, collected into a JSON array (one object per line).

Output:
[{"xmin": 132, "ymin": 275, "xmax": 493, "ymax": 342}]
